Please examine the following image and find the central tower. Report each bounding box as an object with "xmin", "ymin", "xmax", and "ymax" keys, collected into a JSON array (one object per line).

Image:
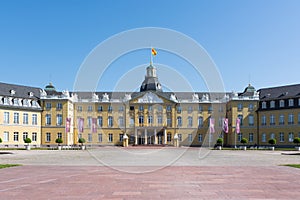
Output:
[{"xmin": 140, "ymin": 64, "xmax": 162, "ymax": 92}]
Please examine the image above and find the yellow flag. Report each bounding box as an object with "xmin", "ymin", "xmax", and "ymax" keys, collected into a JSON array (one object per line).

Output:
[{"xmin": 151, "ymin": 48, "xmax": 157, "ymax": 56}]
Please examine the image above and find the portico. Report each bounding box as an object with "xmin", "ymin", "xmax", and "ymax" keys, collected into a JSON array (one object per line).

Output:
[{"xmin": 133, "ymin": 127, "xmax": 167, "ymax": 145}]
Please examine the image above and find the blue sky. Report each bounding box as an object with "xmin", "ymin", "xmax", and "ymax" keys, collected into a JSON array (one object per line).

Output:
[{"xmin": 0, "ymin": 0, "xmax": 300, "ymax": 92}]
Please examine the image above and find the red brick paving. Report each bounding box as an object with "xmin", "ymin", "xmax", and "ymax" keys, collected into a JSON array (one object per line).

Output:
[{"xmin": 0, "ymin": 165, "xmax": 300, "ymax": 199}]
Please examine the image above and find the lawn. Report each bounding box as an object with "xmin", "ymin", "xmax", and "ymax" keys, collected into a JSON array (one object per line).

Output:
[{"xmin": 0, "ymin": 164, "xmax": 21, "ymax": 169}]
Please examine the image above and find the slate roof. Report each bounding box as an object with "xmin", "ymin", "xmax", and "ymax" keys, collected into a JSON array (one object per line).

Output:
[
  {"xmin": 0, "ymin": 82, "xmax": 41, "ymax": 99},
  {"xmin": 258, "ymin": 84, "xmax": 300, "ymax": 100}
]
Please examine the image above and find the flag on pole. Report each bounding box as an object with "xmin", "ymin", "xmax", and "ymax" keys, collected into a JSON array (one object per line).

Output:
[
  {"xmin": 66, "ymin": 118, "xmax": 71, "ymax": 133},
  {"xmin": 222, "ymin": 118, "xmax": 228, "ymax": 133},
  {"xmin": 209, "ymin": 118, "xmax": 215, "ymax": 134},
  {"xmin": 151, "ymin": 48, "xmax": 157, "ymax": 56},
  {"xmin": 78, "ymin": 117, "xmax": 84, "ymax": 133},
  {"xmin": 92, "ymin": 118, "xmax": 97, "ymax": 133},
  {"xmin": 236, "ymin": 118, "xmax": 240, "ymax": 134}
]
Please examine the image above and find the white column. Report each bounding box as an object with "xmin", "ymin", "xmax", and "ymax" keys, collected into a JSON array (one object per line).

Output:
[
  {"xmin": 135, "ymin": 129, "xmax": 138, "ymax": 145},
  {"xmin": 145, "ymin": 129, "xmax": 147, "ymax": 145},
  {"xmin": 164, "ymin": 129, "xmax": 167, "ymax": 144},
  {"xmin": 154, "ymin": 129, "xmax": 157, "ymax": 144}
]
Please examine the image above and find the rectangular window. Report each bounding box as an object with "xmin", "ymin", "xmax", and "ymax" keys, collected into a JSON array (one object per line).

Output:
[
  {"xmin": 4, "ymin": 112, "xmax": 9, "ymax": 124},
  {"xmin": 97, "ymin": 105, "xmax": 103, "ymax": 112},
  {"xmin": 23, "ymin": 113, "xmax": 28, "ymax": 124},
  {"xmin": 289, "ymin": 99, "xmax": 294, "ymax": 107},
  {"xmin": 157, "ymin": 115, "xmax": 163, "ymax": 125},
  {"xmin": 77, "ymin": 106, "xmax": 82, "ymax": 112},
  {"xmin": 270, "ymin": 133, "xmax": 275, "ymax": 139},
  {"xmin": 167, "ymin": 117, "xmax": 172, "ymax": 127},
  {"xmin": 288, "ymin": 114, "xmax": 294, "ymax": 125},
  {"xmin": 262, "ymin": 133, "xmax": 266, "ymax": 142},
  {"xmin": 238, "ymin": 103, "xmax": 243, "ymax": 111},
  {"xmin": 23, "ymin": 132, "xmax": 28, "ymax": 141},
  {"xmin": 97, "ymin": 116, "xmax": 103, "ymax": 127},
  {"xmin": 270, "ymin": 115, "xmax": 275, "ymax": 125},
  {"xmin": 238, "ymin": 114, "xmax": 243, "ymax": 126},
  {"xmin": 14, "ymin": 113, "xmax": 19, "ymax": 124},
  {"xmin": 108, "ymin": 116, "xmax": 113, "ymax": 127},
  {"xmin": 87, "ymin": 116, "xmax": 92, "ymax": 127},
  {"xmin": 118, "ymin": 105, "xmax": 124, "ymax": 112},
  {"xmin": 177, "ymin": 106, "xmax": 182, "ymax": 113},
  {"xmin": 46, "ymin": 102, "xmax": 52, "ymax": 109},
  {"xmin": 167, "ymin": 133, "xmax": 172, "ymax": 142},
  {"xmin": 298, "ymin": 113, "xmax": 300, "ymax": 124},
  {"xmin": 208, "ymin": 106, "xmax": 213, "ymax": 113},
  {"xmin": 261, "ymin": 115, "xmax": 266, "ymax": 126},
  {"xmin": 119, "ymin": 134, "xmax": 124, "ymax": 142},
  {"xmin": 57, "ymin": 132, "xmax": 62, "ymax": 139},
  {"xmin": 88, "ymin": 105, "xmax": 93, "ymax": 112},
  {"xmin": 57, "ymin": 103, "xmax": 63, "ymax": 110},
  {"xmin": 198, "ymin": 116, "xmax": 203, "ymax": 127},
  {"xmin": 248, "ymin": 104, "xmax": 254, "ymax": 111},
  {"xmin": 198, "ymin": 134, "xmax": 203, "ymax": 142},
  {"xmin": 198, "ymin": 105, "xmax": 203, "ymax": 112},
  {"xmin": 88, "ymin": 133, "xmax": 92, "ymax": 142},
  {"xmin": 288, "ymin": 132, "xmax": 294, "ymax": 142},
  {"xmin": 139, "ymin": 105, "xmax": 144, "ymax": 112},
  {"xmin": 118, "ymin": 117, "xmax": 124, "ymax": 127},
  {"xmin": 248, "ymin": 115, "xmax": 254, "ymax": 126},
  {"xmin": 108, "ymin": 105, "xmax": 113, "ymax": 112},
  {"xmin": 57, "ymin": 114, "xmax": 63, "ymax": 125},
  {"xmin": 108, "ymin": 133, "xmax": 113, "ymax": 142},
  {"xmin": 46, "ymin": 133, "xmax": 51, "ymax": 142},
  {"xmin": 238, "ymin": 133, "xmax": 243, "ymax": 142},
  {"xmin": 249, "ymin": 133, "xmax": 254, "ymax": 143},
  {"xmin": 46, "ymin": 114, "xmax": 51, "ymax": 125},
  {"xmin": 279, "ymin": 132, "xmax": 284, "ymax": 142},
  {"xmin": 188, "ymin": 134, "xmax": 193, "ymax": 142},
  {"xmin": 32, "ymin": 132, "xmax": 37, "ymax": 142},
  {"xmin": 178, "ymin": 134, "xmax": 182, "ymax": 142},
  {"xmin": 177, "ymin": 117, "xmax": 182, "ymax": 127},
  {"xmin": 148, "ymin": 116, "xmax": 153, "ymax": 125},
  {"xmin": 166, "ymin": 105, "xmax": 172, "ymax": 112},
  {"xmin": 188, "ymin": 106, "xmax": 193, "ymax": 113},
  {"xmin": 279, "ymin": 114, "xmax": 284, "ymax": 125},
  {"xmin": 157, "ymin": 105, "xmax": 163, "ymax": 112},
  {"xmin": 139, "ymin": 115, "xmax": 144, "ymax": 125},
  {"xmin": 32, "ymin": 114, "xmax": 37, "ymax": 125},
  {"xmin": 14, "ymin": 132, "xmax": 19, "ymax": 141},
  {"xmin": 3, "ymin": 131, "xmax": 9, "ymax": 142},
  {"xmin": 130, "ymin": 117, "xmax": 134, "ymax": 126},
  {"xmin": 98, "ymin": 133, "xmax": 103, "ymax": 143},
  {"xmin": 148, "ymin": 105, "xmax": 152, "ymax": 111},
  {"xmin": 188, "ymin": 116, "xmax": 193, "ymax": 127}
]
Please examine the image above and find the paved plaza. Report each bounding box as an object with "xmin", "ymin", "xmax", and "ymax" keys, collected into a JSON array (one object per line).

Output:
[{"xmin": 1, "ymin": 147, "xmax": 300, "ymax": 199}]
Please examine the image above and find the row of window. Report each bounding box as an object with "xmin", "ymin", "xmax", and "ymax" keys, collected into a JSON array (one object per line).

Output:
[
  {"xmin": 261, "ymin": 98, "xmax": 300, "ymax": 109},
  {"xmin": 237, "ymin": 103, "xmax": 254, "ymax": 111},
  {"xmin": 3, "ymin": 112, "xmax": 38, "ymax": 125},
  {"xmin": 0, "ymin": 97, "xmax": 39, "ymax": 107},
  {"xmin": 45, "ymin": 114, "xmax": 63, "ymax": 126},
  {"xmin": 46, "ymin": 102, "xmax": 63, "ymax": 110},
  {"xmin": 260, "ymin": 113, "xmax": 300, "ymax": 126},
  {"xmin": 261, "ymin": 132, "xmax": 300, "ymax": 143},
  {"xmin": 2, "ymin": 132, "xmax": 37, "ymax": 142}
]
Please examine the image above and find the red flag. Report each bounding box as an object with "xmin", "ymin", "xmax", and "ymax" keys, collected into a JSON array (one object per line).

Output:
[
  {"xmin": 92, "ymin": 118, "xmax": 97, "ymax": 133},
  {"xmin": 236, "ymin": 118, "xmax": 240, "ymax": 134},
  {"xmin": 222, "ymin": 118, "xmax": 228, "ymax": 133},
  {"xmin": 66, "ymin": 118, "xmax": 71, "ymax": 133},
  {"xmin": 78, "ymin": 118, "xmax": 84, "ymax": 133},
  {"xmin": 209, "ymin": 118, "xmax": 215, "ymax": 133}
]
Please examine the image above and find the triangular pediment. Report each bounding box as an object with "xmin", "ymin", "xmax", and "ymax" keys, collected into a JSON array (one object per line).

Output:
[{"xmin": 137, "ymin": 92, "xmax": 164, "ymax": 103}]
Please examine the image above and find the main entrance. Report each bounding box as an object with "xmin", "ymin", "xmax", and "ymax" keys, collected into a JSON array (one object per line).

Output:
[{"xmin": 131, "ymin": 128, "xmax": 166, "ymax": 145}]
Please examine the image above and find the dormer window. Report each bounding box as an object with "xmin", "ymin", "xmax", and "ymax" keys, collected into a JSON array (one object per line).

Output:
[
  {"xmin": 10, "ymin": 90, "xmax": 15, "ymax": 95},
  {"xmin": 28, "ymin": 92, "xmax": 34, "ymax": 97},
  {"xmin": 270, "ymin": 101, "xmax": 275, "ymax": 108},
  {"xmin": 13, "ymin": 98, "xmax": 19, "ymax": 106},
  {"xmin": 288, "ymin": 99, "xmax": 294, "ymax": 107},
  {"xmin": 279, "ymin": 100, "xmax": 285, "ymax": 108},
  {"xmin": 262, "ymin": 102, "xmax": 267, "ymax": 109}
]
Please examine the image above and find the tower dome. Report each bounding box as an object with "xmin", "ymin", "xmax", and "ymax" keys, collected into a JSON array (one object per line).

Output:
[
  {"xmin": 140, "ymin": 64, "xmax": 162, "ymax": 92},
  {"xmin": 44, "ymin": 82, "xmax": 56, "ymax": 92}
]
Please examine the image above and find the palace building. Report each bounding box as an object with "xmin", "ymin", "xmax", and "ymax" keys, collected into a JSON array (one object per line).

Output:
[{"xmin": 0, "ymin": 64, "xmax": 300, "ymax": 148}]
